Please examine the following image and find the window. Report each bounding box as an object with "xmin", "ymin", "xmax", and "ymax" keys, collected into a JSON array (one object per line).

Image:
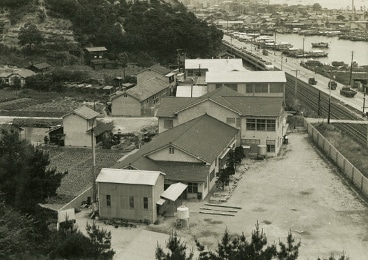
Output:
[
  {"xmin": 246, "ymin": 119, "xmax": 256, "ymax": 130},
  {"xmin": 129, "ymin": 196, "xmax": 134, "ymax": 209},
  {"xmin": 164, "ymin": 119, "xmax": 173, "ymax": 129},
  {"xmin": 256, "ymin": 119, "xmax": 266, "ymax": 131},
  {"xmin": 106, "ymin": 195, "xmax": 111, "ymax": 207},
  {"xmin": 266, "ymin": 140, "xmax": 276, "ymax": 152},
  {"xmin": 236, "ymin": 118, "xmax": 241, "ymax": 128},
  {"xmin": 143, "ymin": 197, "xmax": 148, "ymax": 209},
  {"xmin": 226, "ymin": 117, "xmax": 235, "ymax": 125},
  {"xmin": 215, "ymin": 83, "xmax": 222, "ymax": 89},
  {"xmin": 169, "ymin": 147, "xmax": 175, "ymax": 154},
  {"xmin": 224, "ymin": 83, "xmax": 237, "ymax": 91},
  {"xmin": 270, "ymin": 83, "xmax": 284, "ymax": 93},
  {"xmin": 242, "ymin": 139, "xmax": 260, "ymax": 146},
  {"xmin": 266, "ymin": 119, "xmax": 276, "ymax": 131},
  {"xmin": 187, "ymin": 183, "xmax": 198, "ymax": 193},
  {"xmin": 254, "ymin": 83, "xmax": 268, "ymax": 93},
  {"xmin": 246, "ymin": 84, "xmax": 253, "ymax": 93}
]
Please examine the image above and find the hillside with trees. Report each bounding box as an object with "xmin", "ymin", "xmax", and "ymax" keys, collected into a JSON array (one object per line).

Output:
[{"xmin": 1, "ymin": 0, "xmax": 223, "ymax": 67}]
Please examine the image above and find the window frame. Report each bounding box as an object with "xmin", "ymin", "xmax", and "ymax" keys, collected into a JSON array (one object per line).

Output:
[
  {"xmin": 143, "ymin": 197, "xmax": 148, "ymax": 209},
  {"xmin": 106, "ymin": 195, "xmax": 111, "ymax": 207},
  {"xmin": 129, "ymin": 196, "xmax": 134, "ymax": 209},
  {"xmin": 187, "ymin": 182, "xmax": 198, "ymax": 193}
]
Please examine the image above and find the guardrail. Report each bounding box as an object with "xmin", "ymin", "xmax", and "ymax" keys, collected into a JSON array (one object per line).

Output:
[{"xmin": 304, "ymin": 119, "xmax": 368, "ymax": 199}]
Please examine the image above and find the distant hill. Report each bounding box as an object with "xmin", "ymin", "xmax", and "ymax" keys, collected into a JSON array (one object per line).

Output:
[{"xmin": 1, "ymin": 0, "xmax": 223, "ymax": 67}]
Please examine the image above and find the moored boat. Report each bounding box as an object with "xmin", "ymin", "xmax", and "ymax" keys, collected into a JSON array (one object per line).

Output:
[{"xmin": 312, "ymin": 42, "xmax": 329, "ymax": 48}]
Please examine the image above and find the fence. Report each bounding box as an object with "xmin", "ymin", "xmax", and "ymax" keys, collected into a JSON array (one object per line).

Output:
[
  {"xmin": 60, "ymin": 186, "xmax": 92, "ymax": 211},
  {"xmin": 304, "ymin": 119, "xmax": 368, "ymax": 198}
]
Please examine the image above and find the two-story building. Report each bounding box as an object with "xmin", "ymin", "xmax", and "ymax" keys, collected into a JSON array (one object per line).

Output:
[
  {"xmin": 112, "ymin": 114, "xmax": 239, "ymax": 200},
  {"xmin": 206, "ymin": 70, "xmax": 286, "ymax": 99},
  {"xmin": 110, "ymin": 77, "xmax": 170, "ymax": 117},
  {"xmin": 84, "ymin": 47, "xmax": 110, "ymax": 69},
  {"xmin": 62, "ymin": 106, "xmax": 110, "ymax": 147},
  {"xmin": 137, "ymin": 64, "xmax": 177, "ymax": 95},
  {"xmin": 156, "ymin": 86, "xmax": 287, "ymax": 156},
  {"xmin": 184, "ymin": 58, "xmax": 247, "ymax": 82}
]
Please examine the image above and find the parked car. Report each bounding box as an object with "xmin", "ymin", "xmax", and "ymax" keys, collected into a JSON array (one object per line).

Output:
[
  {"xmin": 340, "ymin": 86, "xmax": 357, "ymax": 97},
  {"xmin": 328, "ymin": 81, "xmax": 337, "ymax": 90},
  {"xmin": 308, "ymin": 78, "xmax": 317, "ymax": 85}
]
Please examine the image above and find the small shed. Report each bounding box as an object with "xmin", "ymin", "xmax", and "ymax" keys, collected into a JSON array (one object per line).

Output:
[
  {"xmin": 96, "ymin": 168, "xmax": 166, "ymax": 223},
  {"xmin": 28, "ymin": 62, "xmax": 51, "ymax": 73}
]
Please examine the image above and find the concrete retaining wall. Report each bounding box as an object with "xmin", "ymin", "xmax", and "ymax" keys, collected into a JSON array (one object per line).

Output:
[{"xmin": 305, "ymin": 119, "xmax": 368, "ymax": 199}]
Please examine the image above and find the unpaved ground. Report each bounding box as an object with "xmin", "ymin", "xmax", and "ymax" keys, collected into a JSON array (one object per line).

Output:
[{"xmin": 76, "ymin": 129, "xmax": 368, "ymax": 259}]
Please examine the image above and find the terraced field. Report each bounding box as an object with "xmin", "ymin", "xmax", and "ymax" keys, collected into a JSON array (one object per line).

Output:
[{"xmin": 46, "ymin": 147, "xmax": 125, "ymax": 198}]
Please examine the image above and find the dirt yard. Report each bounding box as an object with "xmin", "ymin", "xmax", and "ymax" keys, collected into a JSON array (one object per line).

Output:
[{"xmin": 130, "ymin": 129, "xmax": 366, "ymax": 259}]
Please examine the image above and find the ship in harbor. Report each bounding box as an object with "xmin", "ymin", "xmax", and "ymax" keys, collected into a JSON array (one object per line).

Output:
[{"xmin": 311, "ymin": 42, "xmax": 329, "ymax": 48}]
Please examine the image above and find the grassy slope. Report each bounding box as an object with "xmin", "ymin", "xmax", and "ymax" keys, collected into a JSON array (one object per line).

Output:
[{"xmin": 314, "ymin": 122, "xmax": 368, "ymax": 178}]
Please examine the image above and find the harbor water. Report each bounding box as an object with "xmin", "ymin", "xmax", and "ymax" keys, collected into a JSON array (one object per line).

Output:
[{"xmin": 273, "ymin": 33, "xmax": 368, "ymax": 66}]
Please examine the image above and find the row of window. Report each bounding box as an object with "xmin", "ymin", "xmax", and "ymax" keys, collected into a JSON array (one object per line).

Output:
[
  {"xmin": 241, "ymin": 139, "xmax": 276, "ymax": 153},
  {"xmin": 106, "ymin": 195, "xmax": 149, "ymax": 209},
  {"xmin": 215, "ymin": 83, "xmax": 284, "ymax": 93},
  {"xmin": 246, "ymin": 119, "xmax": 276, "ymax": 131}
]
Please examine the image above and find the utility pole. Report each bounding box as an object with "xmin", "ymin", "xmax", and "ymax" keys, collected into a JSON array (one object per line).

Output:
[
  {"xmin": 302, "ymin": 37, "xmax": 305, "ymax": 63},
  {"xmin": 349, "ymin": 51, "xmax": 354, "ymax": 87},
  {"xmin": 292, "ymin": 69, "xmax": 299, "ymax": 98},
  {"xmin": 91, "ymin": 121, "xmax": 96, "ymax": 204},
  {"xmin": 328, "ymin": 70, "xmax": 332, "ymax": 124},
  {"xmin": 274, "ymin": 31, "xmax": 276, "ymax": 55}
]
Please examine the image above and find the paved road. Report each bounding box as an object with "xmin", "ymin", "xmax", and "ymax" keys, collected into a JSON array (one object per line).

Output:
[{"xmin": 223, "ymin": 35, "xmax": 366, "ymax": 113}]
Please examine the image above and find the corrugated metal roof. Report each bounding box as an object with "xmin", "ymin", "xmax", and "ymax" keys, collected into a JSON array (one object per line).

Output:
[
  {"xmin": 96, "ymin": 168, "xmax": 165, "ymax": 185},
  {"xmin": 206, "ymin": 71, "xmax": 286, "ymax": 83},
  {"xmin": 185, "ymin": 59, "xmax": 246, "ymax": 72},
  {"xmin": 150, "ymin": 64, "xmax": 172, "ymax": 75},
  {"xmin": 161, "ymin": 182, "xmax": 187, "ymax": 201}
]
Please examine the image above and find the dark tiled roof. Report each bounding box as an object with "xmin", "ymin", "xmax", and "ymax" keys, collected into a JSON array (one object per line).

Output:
[
  {"xmin": 224, "ymin": 96, "xmax": 284, "ymax": 117},
  {"xmin": 155, "ymin": 161, "xmax": 209, "ymax": 182},
  {"xmin": 87, "ymin": 121, "xmax": 113, "ymax": 136},
  {"xmin": 156, "ymin": 97, "xmax": 195, "ymax": 117},
  {"xmin": 112, "ymin": 77, "xmax": 168, "ymax": 102},
  {"xmin": 32, "ymin": 62, "xmax": 50, "ymax": 70},
  {"xmin": 157, "ymin": 87, "xmax": 243, "ymax": 117},
  {"xmin": 113, "ymin": 114, "xmax": 238, "ymax": 169},
  {"xmin": 150, "ymin": 64, "xmax": 172, "ymax": 75}
]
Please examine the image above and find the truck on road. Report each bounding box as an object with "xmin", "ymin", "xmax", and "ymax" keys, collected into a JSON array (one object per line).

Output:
[{"xmin": 340, "ymin": 86, "xmax": 357, "ymax": 97}]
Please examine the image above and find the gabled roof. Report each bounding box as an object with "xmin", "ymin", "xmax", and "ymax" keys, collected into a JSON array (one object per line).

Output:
[
  {"xmin": 224, "ymin": 96, "xmax": 284, "ymax": 117},
  {"xmin": 149, "ymin": 64, "xmax": 172, "ymax": 75},
  {"xmin": 113, "ymin": 77, "xmax": 168, "ymax": 102},
  {"xmin": 156, "ymin": 97, "xmax": 194, "ymax": 117},
  {"xmin": 206, "ymin": 71, "xmax": 286, "ymax": 83},
  {"xmin": 174, "ymin": 86, "xmax": 244, "ymax": 115},
  {"xmin": 87, "ymin": 121, "xmax": 113, "ymax": 136},
  {"xmin": 96, "ymin": 168, "xmax": 165, "ymax": 186},
  {"xmin": 113, "ymin": 114, "xmax": 238, "ymax": 169},
  {"xmin": 85, "ymin": 47, "xmax": 107, "ymax": 52},
  {"xmin": 16, "ymin": 69, "xmax": 36, "ymax": 78},
  {"xmin": 30, "ymin": 62, "xmax": 50, "ymax": 70},
  {"xmin": 185, "ymin": 59, "xmax": 246, "ymax": 72},
  {"xmin": 63, "ymin": 106, "xmax": 100, "ymax": 119}
]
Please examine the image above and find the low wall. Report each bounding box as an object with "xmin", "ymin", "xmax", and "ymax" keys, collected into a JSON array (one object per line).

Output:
[{"xmin": 305, "ymin": 119, "xmax": 368, "ymax": 199}]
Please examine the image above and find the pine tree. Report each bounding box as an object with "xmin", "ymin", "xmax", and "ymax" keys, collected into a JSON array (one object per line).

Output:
[{"xmin": 156, "ymin": 231, "xmax": 194, "ymax": 260}]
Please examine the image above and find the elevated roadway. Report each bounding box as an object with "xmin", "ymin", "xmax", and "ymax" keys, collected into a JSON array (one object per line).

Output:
[{"xmin": 223, "ymin": 34, "xmax": 367, "ymax": 115}]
